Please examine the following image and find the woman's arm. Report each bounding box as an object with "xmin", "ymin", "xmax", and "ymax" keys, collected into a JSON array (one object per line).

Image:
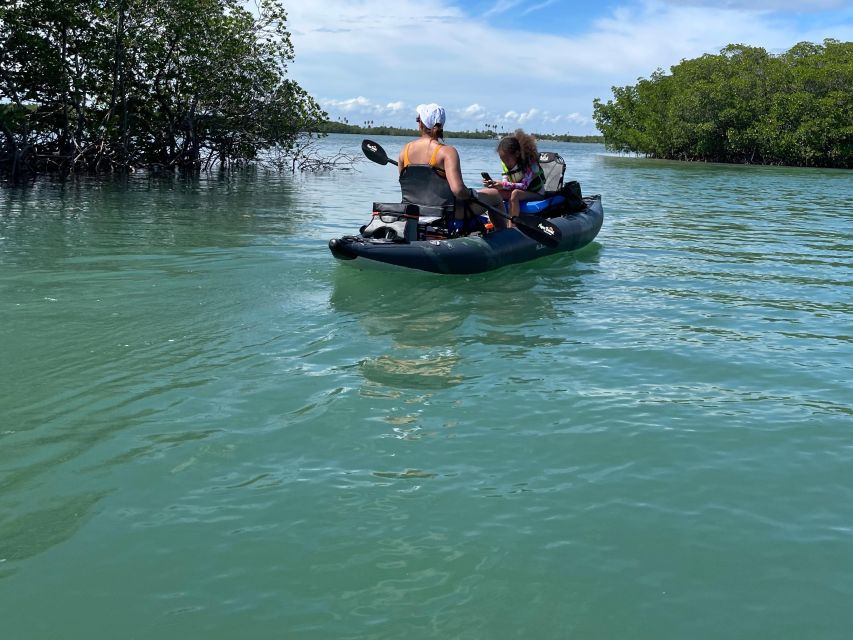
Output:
[{"xmin": 441, "ymin": 146, "xmax": 471, "ymax": 200}]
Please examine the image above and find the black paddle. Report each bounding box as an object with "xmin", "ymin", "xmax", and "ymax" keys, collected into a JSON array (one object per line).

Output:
[
  {"xmin": 360, "ymin": 139, "xmax": 561, "ymax": 248},
  {"xmin": 362, "ymin": 139, "xmax": 398, "ymax": 166},
  {"xmin": 469, "ymin": 194, "xmax": 561, "ymax": 247}
]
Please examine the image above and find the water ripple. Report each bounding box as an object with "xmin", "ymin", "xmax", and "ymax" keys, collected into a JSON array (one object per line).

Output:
[{"xmin": 2, "ymin": 140, "xmax": 853, "ymax": 638}]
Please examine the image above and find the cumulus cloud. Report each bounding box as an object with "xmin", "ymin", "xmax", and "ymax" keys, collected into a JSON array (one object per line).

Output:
[
  {"xmin": 518, "ymin": 108, "xmax": 540, "ymax": 124},
  {"xmin": 284, "ymin": 0, "xmax": 853, "ymax": 134},
  {"xmin": 321, "ymin": 96, "xmax": 374, "ymax": 112},
  {"xmin": 320, "ymin": 96, "xmax": 412, "ymax": 121},
  {"xmin": 460, "ymin": 104, "xmax": 487, "ymax": 121}
]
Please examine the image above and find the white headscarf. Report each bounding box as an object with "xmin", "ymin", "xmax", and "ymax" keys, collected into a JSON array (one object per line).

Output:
[{"xmin": 416, "ymin": 103, "xmax": 446, "ymax": 129}]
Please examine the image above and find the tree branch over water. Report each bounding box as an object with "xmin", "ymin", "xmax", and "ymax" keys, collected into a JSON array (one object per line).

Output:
[{"xmin": 0, "ymin": 0, "xmax": 331, "ymax": 180}]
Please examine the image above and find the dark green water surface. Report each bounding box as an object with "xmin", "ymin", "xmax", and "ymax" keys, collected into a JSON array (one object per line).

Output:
[{"xmin": 1, "ymin": 135, "xmax": 851, "ymax": 639}]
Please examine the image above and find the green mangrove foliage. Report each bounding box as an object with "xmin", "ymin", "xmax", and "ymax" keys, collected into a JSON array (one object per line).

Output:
[
  {"xmin": 593, "ymin": 40, "xmax": 852, "ymax": 167},
  {"xmin": 0, "ymin": 0, "xmax": 326, "ymax": 178}
]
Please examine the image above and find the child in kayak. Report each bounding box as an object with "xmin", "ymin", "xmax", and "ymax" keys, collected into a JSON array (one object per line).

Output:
[{"xmin": 478, "ymin": 129, "xmax": 546, "ymax": 228}]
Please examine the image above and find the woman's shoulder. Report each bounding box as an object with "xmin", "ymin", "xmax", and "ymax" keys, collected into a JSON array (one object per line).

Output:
[{"xmin": 438, "ymin": 143, "xmax": 459, "ymax": 161}]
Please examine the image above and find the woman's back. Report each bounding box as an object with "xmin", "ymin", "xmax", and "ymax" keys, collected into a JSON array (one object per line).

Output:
[
  {"xmin": 395, "ymin": 103, "xmax": 469, "ymax": 213},
  {"xmin": 401, "ymin": 138, "xmax": 447, "ymax": 170},
  {"xmin": 399, "ymin": 139, "xmax": 453, "ymax": 208}
]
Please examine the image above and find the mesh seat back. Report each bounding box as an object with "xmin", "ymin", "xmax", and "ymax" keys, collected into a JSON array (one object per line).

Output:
[{"xmin": 538, "ymin": 152, "xmax": 566, "ymax": 195}]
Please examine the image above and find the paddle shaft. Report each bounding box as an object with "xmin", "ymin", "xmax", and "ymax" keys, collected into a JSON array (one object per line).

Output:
[{"xmin": 470, "ymin": 195, "xmax": 561, "ymax": 247}]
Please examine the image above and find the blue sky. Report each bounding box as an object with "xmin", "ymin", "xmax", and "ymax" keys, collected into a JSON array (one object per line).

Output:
[{"xmin": 283, "ymin": 0, "xmax": 853, "ymax": 135}]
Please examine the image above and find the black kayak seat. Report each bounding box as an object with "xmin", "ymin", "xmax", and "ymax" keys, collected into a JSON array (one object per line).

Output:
[
  {"xmin": 399, "ymin": 164, "xmax": 456, "ymax": 221},
  {"xmin": 373, "ymin": 202, "xmax": 453, "ymax": 226}
]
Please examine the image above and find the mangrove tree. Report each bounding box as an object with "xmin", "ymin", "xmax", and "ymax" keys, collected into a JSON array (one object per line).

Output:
[
  {"xmin": 0, "ymin": 0, "xmax": 327, "ymax": 179},
  {"xmin": 592, "ymin": 40, "xmax": 852, "ymax": 168}
]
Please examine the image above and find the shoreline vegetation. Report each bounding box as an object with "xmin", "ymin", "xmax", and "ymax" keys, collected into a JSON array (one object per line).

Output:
[
  {"xmin": 314, "ymin": 121, "xmax": 604, "ymax": 144},
  {"xmin": 1, "ymin": 0, "xmax": 848, "ymax": 184},
  {"xmin": 593, "ymin": 39, "xmax": 851, "ymax": 168},
  {"xmin": 0, "ymin": 0, "xmax": 332, "ymax": 182}
]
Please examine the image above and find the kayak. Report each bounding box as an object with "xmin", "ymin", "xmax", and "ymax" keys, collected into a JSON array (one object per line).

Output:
[{"xmin": 328, "ymin": 194, "xmax": 604, "ymax": 275}]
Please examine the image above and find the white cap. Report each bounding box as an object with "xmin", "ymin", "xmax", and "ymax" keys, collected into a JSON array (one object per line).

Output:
[{"xmin": 416, "ymin": 103, "xmax": 446, "ymax": 129}]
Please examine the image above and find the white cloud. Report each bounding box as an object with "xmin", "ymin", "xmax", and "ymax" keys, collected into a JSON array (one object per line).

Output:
[
  {"xmin": 660, "ymin": 0, "xmax": 847, "ymax": 10},
  {"xmin": 323, "ymin": 96, "xmax": 373, "ymax": 112},
  {"xmin": 521, "ymin": 0, "xmax": 559, "ymax": 16},
  {"xmin": 460, "ymin": 103, "xmax": 488, "ymax": 121},
  {"xmin": 320, "ymin": 96, "xmax": 411, "ymax": 121},
  {"xmin": 518, "ymin": 108, "xmax": 540, "ymax": 124},
  {"xmin": 283, "ymin": 0, "xmax": 853, "ymax": 134},
  {"xmin": 482, "ymin": 0, "xmax": 524, "ymax": 18}
]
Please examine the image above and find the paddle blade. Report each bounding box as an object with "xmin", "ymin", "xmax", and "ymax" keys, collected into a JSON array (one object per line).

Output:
[
  {"xmin": 361, "ymin": 139, "xmax": 397, "ymax": 166},
  {"xmin": 514, "ymin": 215, "xmax": 562, "ymax": 248}
]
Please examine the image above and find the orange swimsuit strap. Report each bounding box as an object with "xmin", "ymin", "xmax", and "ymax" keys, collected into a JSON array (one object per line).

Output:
[
  {"xmin": 430, "ymin": 142, "xmax": 446, "ymax": 177},
  {"xmin": 402, "ymin": 141, "xmax": 444, "ymax": 170},
  {"xmin": 429, "ymin": 142, "xmax": 444, "ymax": 167}
]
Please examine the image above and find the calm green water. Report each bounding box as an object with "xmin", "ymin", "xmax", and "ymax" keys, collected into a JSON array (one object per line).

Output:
[{"xmin": 1, "ymin": 134, "xmax": 851, "ymax": 639}]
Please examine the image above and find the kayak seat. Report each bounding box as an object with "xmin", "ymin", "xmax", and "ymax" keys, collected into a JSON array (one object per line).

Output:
[
  {"xmin": 369, "ymin": 202, "xmax": 484, "ymax": 239},
  {"xmin": 373, "ymin": 201, "xmax": 452, "ymax": 226},
  {"xmin": 361, "ymin": 203, "xmax": 420, "ymax": 242},
  {"xmin": 516, "ymin": 181, "xmax": 587, "ymax": 217}
]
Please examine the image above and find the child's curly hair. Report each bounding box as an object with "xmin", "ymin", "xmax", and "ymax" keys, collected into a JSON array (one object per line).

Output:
[{"xmin": 497, "ymin": 129, "xmax": 539, "ymax": 168}]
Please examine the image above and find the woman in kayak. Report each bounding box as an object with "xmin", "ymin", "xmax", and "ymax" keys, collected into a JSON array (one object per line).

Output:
[
  {"xmin": 478, "ymin": 129, "xmax": 546, "ymax": 228},
  {"xmin": 397, "ymin": 103, "xmax": 474, "ymax": 227}
]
